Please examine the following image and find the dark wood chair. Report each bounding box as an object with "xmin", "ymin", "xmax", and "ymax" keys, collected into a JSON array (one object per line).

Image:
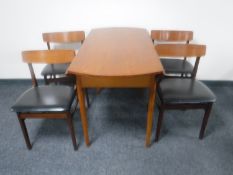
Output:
[
  {"xmin": 11, "ymin": 50, "xmax": 78, "ymax": 150},
  {"xmin": 42, "ymin": 31, "xmax": 90, "ymax": 107},
  {"xmin": 155, "ymin": 44, "xmax": 216, "ymax": 142},
  {"xmin": 151, "ymin": 30, "xmax": 194, "ymax": 77}
]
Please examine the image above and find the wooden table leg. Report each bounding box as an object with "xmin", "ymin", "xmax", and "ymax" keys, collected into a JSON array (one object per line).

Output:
[
  {"xmin": 76, "ymin": 77, "xmax": 90, "ymax": 146},
  {"xmin": 145, "ymin": 81, "xmax": 156, "ymax": 147}
]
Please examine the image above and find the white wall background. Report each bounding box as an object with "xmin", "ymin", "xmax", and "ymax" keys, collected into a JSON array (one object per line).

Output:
[{"xmin": 0, "ymin": 0, "xmax": 233, "ymax": 80}]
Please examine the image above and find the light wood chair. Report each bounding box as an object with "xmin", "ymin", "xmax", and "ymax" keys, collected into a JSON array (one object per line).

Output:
[
  {"xmin": 155, "ymin": 44, "xmax": 216, "ymax": 142},
  {"xmin": 11, "ymin": 50, "xmax": 78, "ymax": 150},
  {"xmin": 151, "ymin": 30, "xmax": 194, "ymax": 77}
]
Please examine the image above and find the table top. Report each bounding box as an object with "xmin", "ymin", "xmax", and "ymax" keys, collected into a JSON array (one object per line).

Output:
[{"xmin": 67, "ymin": 28, "xmax": 164, "ymax": 77}]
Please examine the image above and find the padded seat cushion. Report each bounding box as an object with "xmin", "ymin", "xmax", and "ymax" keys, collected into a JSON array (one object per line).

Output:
[
  {"xmin": 11, "ymin": 85, "xmax": 75, "ymax": 113},
  {"xmin": 158, "ymin": 78, "xmax": 216, "ymax": 104},
  {"xmin": 41, "ymin": 63, "xmax": 69, "ymax": 76},
  {"xmin": 160, "ymin": 58, "xmax": 193, "ymax": 74}
]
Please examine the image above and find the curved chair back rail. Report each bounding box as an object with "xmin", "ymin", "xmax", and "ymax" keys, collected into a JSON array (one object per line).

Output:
[
  {"xmin": 42, "ymin": 31, "xmax": 85, "ymax": 46},
  {"xmin": 22, "ymin": 50, "xmax": 75, "ymax": 64},
  {"xmin": 151, "ymin": 30, "xmax": 193, "ymax": 42},
  {"xmin": 155, "ymin": 44, "xmax": 206, "ymax": 57}
]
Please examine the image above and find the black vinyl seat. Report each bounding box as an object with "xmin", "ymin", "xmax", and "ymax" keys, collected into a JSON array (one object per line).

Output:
[
  {"xmin": 11, "ymin": 86, "xmax": 75, "ymax": 113},
  {"xmin": 160, "ymin": 58, "xmax": 193, "ymax": 75},
  {"xmin": 158, "ymin": 78, "xmax": 216, "ymax": 104}
]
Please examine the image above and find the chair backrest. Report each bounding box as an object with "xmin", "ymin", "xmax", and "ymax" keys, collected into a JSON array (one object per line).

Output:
[
  {"xmin": 42, "ymin": 31, "xmax": 85, "ymax": 50},
  {"xmin": 155, "ymin": 44, "xmax": 206, "ymax": 57},
  {"xmin": 22, "ymin": 50, "xmax": 76, "ymax": 86},
  {"xmin": 155, "ymin": 44, "xmax": 206, "ymax": 78},
  {"xmin": 151, "ymin": 30, "xmax": 193, "ymax": 43}
]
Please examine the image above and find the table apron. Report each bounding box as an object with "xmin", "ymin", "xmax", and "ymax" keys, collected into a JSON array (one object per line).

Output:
[{"xmin": 77, "ymin": 75, "xmax": 155, "ymax": 88}]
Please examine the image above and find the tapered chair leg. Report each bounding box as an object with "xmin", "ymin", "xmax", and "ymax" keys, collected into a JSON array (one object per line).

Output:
[
  {"xmin": 44, "ymin": 75, "xmax": 49, "ymax": 85},
  {"xmin": 199, "ymin": 103, "xmax": 213, "ymax": 139},
  {"xmin": 155, "ymin": 107, "xmax": 164, "ymax": 142},
  {"xmin": 66, "ymin": 113, "xmax": 78, "ymax": 150},
  {"xmin": 17, "ymin": 116, "xmax": 32, "ymax": 150}
]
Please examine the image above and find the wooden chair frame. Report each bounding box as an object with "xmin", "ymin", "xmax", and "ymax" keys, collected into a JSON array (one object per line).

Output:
[
  {"xmin": 155, "ymin": 100, "xmax": 213, "ymax": 142},
  {"xmin": 154, "ymin": 44, "xmax": 214, "ymax": 141}
]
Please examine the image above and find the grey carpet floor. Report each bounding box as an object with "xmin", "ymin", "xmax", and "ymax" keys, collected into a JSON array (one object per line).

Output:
[{"xmin": 0, "ymin": 80, "xmax": 233, "ymax": 175}]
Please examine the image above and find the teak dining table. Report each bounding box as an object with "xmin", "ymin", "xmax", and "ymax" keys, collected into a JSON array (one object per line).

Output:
[{"xmin": 67, "ymin": 28, "xmax": 164, "ymax": 147}]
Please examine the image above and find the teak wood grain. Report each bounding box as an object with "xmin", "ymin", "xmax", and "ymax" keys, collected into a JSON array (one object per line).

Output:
[
  {"xmin": 68, "ymin": 28, "xmax": 163, "ymax": 77},
  {"xmin": 43, "ymin": 31, "xmax": 85, "ymax": 44},
  {"xmin": 67, "ymin": 28, "xmax": 164, "ymax": 147},
  {"xmin": 22, "ymin": 50, "xmax": 75, "ymax": 64},
  {"xmin": 155, "ymin": 44, "xmax": 206, "ymax": 57},
  {"xmin": 151, "ymin": 30, "xmax": 193, "ymax": 42}
]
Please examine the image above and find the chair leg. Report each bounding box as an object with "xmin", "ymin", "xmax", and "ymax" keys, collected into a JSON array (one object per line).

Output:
[
  {"xmin": 44, "ymin": 75, "xmax": 49, "ymax": 85},
  {"xmin": 66, "ymin": 113, "xmax": 78, "ymax": 150},
  {"xmin": 199, "ymin": 103, "xmax": 213, "ymax": 139},
  {"xmin": 155, "ymin": 107, "xmax": 164, "ymax": 142},
  {"xmin": 17, "ymin": 116, "xmax": 32, "ymax": 150},
  {"xmin": 85, "ymin": 89, "xmax": 90, "ymax": 108}
]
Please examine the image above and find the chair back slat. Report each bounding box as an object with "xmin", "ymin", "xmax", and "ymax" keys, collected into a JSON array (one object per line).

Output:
[
  {"xmin": 28, "ymin": 63, "xmax": 38, "ymax": 87},
  {"xmin": 22, "ymin": 50, "xmax": 75, "ymax": 64},
  {"xmin": 151, "ymin": 30, "xmax": 193, "ymax": 42},
  {"xmin": 42, "ymin": 31, "xmax": 85, "ymax": 44},
  {"xmin": 155, "ymin": 44, "xmax": 206, "ymax": 57}
]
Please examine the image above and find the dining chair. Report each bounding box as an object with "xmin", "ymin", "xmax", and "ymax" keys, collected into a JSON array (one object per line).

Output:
[
  {"xmin": 42, "ymin": 31, "xmax": 85, "ymax": 84},
  {"xmin": 151, "ymin": 30, "xmax": 194, "ymax": 77},
  {"xmin": 11, "ymin": 50, "xmax": 78, "ymax": 150},
  {"xmin": 154, "ymin": 44, "xmax": 216, "ymax": 142},
  {"xmin": 42, "ymin": 31, "xmax": 90, "ymax": 107}
]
